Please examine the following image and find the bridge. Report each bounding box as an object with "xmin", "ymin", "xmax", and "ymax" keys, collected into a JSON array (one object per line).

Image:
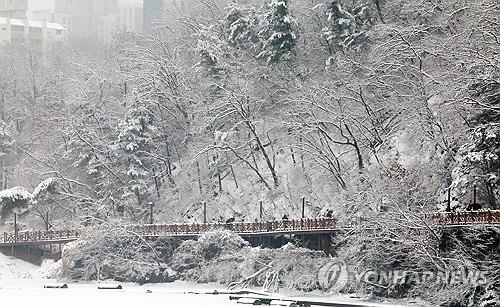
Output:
[{"xmin": 1, "ymin": 210, "xmax": 500, "ymax": 248}]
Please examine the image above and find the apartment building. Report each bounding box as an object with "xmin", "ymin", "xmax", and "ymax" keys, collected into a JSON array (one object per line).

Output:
[
  {"xmin": 0, "ymin": 0, "xmax": 27, "ymax": 19},
  {"xmin": 0, "ymin": 16, "xmax": 66, "ymax": 57},
  {"xmin": 31, "ymin": 0, "xmax": 142, "ymax": 44}
]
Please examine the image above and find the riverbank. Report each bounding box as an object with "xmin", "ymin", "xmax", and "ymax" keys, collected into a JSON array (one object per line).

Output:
[{"xmin": 1, "ymin": 251, "xmax": 424, "ymax": 307}]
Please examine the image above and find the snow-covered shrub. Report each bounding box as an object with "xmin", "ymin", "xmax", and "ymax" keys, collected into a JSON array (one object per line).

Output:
[
  {"xmin": 236, "ymin": 243, "xmax": 328, "ymax": 292},
  {"xmin": 60, "ymin": 224, "xmax": 180, "ymax": 284},
  {"xmin": 170, "ymin": 240, "xmax": 203, "ymax": 279},
  {"xmin": 197, "ymin": 230, "xmax": 249, "ymax": 260},
  {"xmin": 171, "ymin": 230, "xmax": 329, "ymax": 291},
  {"xmin": 39, "ymin": 259, "xmax": 63, "ymax": 279},
  {"xmin": 197, "ymin": 252, "xmax": 245, "ymax": 284},
  {"xmin": 171, "ymin": 230, "xmax": 248, "ymax": 281}
]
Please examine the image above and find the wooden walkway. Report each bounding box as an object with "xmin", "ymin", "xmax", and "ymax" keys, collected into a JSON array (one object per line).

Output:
[{"xmin": 1, "ymin": 210, "xmax": 500, "ymax": 247}]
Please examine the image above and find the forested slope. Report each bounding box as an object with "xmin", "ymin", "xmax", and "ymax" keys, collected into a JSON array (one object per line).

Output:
[{"xmin": 0, "ymin": 0, "xmax": 499, "ymax": 305}]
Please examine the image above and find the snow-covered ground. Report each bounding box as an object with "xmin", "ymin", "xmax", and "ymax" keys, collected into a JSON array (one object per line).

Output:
[
  {"xmin": 0, "ymin": 252, "xmax": 42, "ymax": 280},
  {"xmin": 0, "ymin": 253, "xmax": 421, "ymax": 307}
]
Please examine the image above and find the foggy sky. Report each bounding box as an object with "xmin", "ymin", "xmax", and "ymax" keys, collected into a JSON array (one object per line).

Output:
[
  {"xmin": 28, "ymin": 0, "xmax": 55, "ymax": 11},
  {"xmin": 28, "ymin": 0, "xmax": 143, "ymax": 12}
]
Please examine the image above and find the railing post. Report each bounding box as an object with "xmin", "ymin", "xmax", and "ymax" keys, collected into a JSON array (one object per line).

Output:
[
  {"xmin": 301, "ymin": 197, "xmax": 305, "ymax": 219},
  {"xmin": 446, "ymin": 188, "xmax": 451, "ymax": 212},
  {"xmin": 203, "ymin": 201, "xmax": 207, "ymax": 224},
  {"xmin": 14, "ymin": 213, "xmax": 18, "ymax": 243},
  {"xmin": 259, "ymin": 201, "xmax": 263, "ymax": 221},
  {"xmin": 473, "ymin": 185, "xmax": 477, "ymax": 206},
  {"xmin": 149, "ymin": 202, "xmax": 154, "ymax": 225}
]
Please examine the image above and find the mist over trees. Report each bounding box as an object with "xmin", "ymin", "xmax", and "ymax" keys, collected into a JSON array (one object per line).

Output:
[
  {"xmin": 0, "ymin": 0, "xmax": 497, "ymax": 225},
  {"xmin": 0, "ymin": 0, "xmax": 499, "ymax": 305}
]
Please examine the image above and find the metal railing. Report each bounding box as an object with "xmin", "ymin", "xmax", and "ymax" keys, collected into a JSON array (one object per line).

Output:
[
  {"xmin": 1, "ymin": 229, "xmax": 80, "ymax": 245},
  {"xmin": 128, "ymin": 218, "xmax": 337, "ymax": 237},
  {"xmin": 1, "ymin": 211, "xmax": 500, "ymax": 246},
  {"xmin": 429, "ymin": 210, "xmax": 500, "ymax": 226}
]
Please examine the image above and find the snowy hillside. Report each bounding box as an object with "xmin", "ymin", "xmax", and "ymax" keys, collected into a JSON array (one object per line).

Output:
[{"xmin": 0, "ymin": 0, "xmax": 499, "ymax": 306}]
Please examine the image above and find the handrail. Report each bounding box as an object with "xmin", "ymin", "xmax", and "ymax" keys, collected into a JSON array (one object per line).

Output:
[{"xmin": 1, "ymin": 211, "xmax": 500, "ymax": 246}]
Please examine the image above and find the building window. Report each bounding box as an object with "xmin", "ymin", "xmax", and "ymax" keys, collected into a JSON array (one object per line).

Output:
[
  {"xmin": 29, "ymin": 27, "xmax": 42, "ymax": 34},
  {"xmin": 56, "ymin": 30, "xmax": 62, "ymax": 35},
  {"xmin": 11, "ymin": 25, "xmax": 23, "ymax": 32}
]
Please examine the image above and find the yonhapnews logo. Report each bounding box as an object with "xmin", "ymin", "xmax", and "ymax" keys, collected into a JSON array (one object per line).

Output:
[
  {"xmin": 317, "ymin": 260, "xmax": 348, "ymax": 292},
  {"xmin": 317, "ymin": 260, "xmax": 488, "ymax": 292}
]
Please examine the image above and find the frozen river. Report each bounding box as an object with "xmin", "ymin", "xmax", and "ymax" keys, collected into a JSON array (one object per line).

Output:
[
  {"xmin": 0, "ymin": 253, "xmax": 418, "ymax": 307},
  {"xmin": 0, "ymin": 281, "xmax": 243, "ymax": 307}
]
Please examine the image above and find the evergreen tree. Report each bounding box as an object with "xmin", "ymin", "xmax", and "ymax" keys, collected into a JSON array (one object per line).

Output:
[
  {"xmin": 223, "ymin": 3, "xmax": 258, "ymax": 50},
  {"xmin": 257, "ymin": 0, "xmax": 297, "ymax": 63},
  {"xmin": 469, "ymin": 72, "xmax": 500, "ymax": 125},
  {"xmin": 118, "ymin": 90, "xmax": 157, "ymax": 206},
  {"xmin": 0, "ymin": 121, "xmax": 14, "ymax": 190},
  {"xmin": 0, "ymin": 121, "xmax": 14, "ymax": 154},
  {"xmin": 322, "ymin": 0, "xmax": 375, "ymax": 52},
  {"xmin": 452, "ymin": 71, "xmax": 500, "ymax": 209},
  {"xmin": 453, "ymin": 124, "xmax": 500, "ymax": 209}
]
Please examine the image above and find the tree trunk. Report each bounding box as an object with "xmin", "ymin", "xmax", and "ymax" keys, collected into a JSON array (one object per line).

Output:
[{"xmin": 246, "ymin": 121, "xmax": 279, "ymax": 188}]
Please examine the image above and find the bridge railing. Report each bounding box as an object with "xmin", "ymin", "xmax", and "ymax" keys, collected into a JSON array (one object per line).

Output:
[
  {"xmin": 1, "ymin": 229, "xmax": 80, "ymax": 245},
  {"xmin": 429, "ymin": 210, "xmax": 500, "ymax": 226},
  {"xmin": 126, "ymin": 218, "xmax": 337, "ymax": 237},
  {"xmin": 2, "ymin": 212, "xmax": 500, "ymax": 246}
]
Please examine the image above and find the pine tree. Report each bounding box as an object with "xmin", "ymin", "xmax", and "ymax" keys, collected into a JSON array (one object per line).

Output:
[
  {"xmin": 0, "ymin": 121, "xmax": 14, "ymax": 190},
  {"xmin": 469, "ymin": 72, "xmax": 500, "ymax": 125},
  {"xmin": 0, "ymin": 121, "xmax": 14, "ymax": 154},
  {"xmin": 118, "ymin": 90, "xmax": 157, "ymax": 206},
  {"xmin": 223, "ymin": 3, "xmax": 258, "ymax": 50},
  {"xmin": 322, "ymin": 0, "xmax": 375, "ymax": 52},
  {"xmin": 196, "ymin": 24, "xmax": 225, "ymax": 78},
  {"xmin": 257, "ymin": 0, "xmax": 297, "ymax": 63},
  {"xmin": 452, "ymin": 71, "xmax": 500, "ymax": 209}
]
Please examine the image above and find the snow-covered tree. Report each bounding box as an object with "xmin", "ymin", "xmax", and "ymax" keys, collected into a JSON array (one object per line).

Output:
[
  {"xmin": 118, "ymin": 90, "xmax": 157, "ymax": 207},
  {"xmin": 450, "ymin": 62, "xmax": 500, "ymax": 209},
  {"xmin": 0, "ymin": 121, "xmax": 14, "ymax": 190},
  {"xmin": 223, "ymin": 3, "xmax": 259, "ymax": 50},
  {"xmin": 469, "ymin": 71, "xmax": 500, "ymax": 126},
  {"xmin": 257, "ymin": 0, "xmax": 297, "ymax": 63},
  {"xmin": 0, "ymin": 187, "xmax": 32, "ymax": 219},
  {"xmin": 322, "ymin": 0, "xmax": 375, "ymax": 53},
  {"xmin": 194, "ymin": 18, "xmax": 238, "ymax": 81}
]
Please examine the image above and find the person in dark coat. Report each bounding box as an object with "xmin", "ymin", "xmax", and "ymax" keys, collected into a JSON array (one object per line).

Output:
[{"xmin": 467, "ymin": 203, "xmax": 482, "ymax": 211}]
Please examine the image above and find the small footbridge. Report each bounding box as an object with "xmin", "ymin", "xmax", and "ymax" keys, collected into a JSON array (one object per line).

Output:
[{"xmin": 1, "ymin": 210, "xmax": 500, "ymax": 248}]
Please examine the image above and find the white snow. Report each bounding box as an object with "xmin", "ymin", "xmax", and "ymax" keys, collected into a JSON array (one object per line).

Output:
[
  {"xmin": 32, "ymin": 178, "xmax": 57, "ymax": 199},
  {"xmin": 0, "ymin": 280, "xmax": 418, "ymax": 307},
  {"xmin": 0, "ymin": 252, "xmax": 41, "ymax": 280},
  {"xmin": 0, "ymin": 186, "xmax": 32, "ymax": 204},
  {"xmin": 0, "ymin": 253, "xmax": 419, "ymax": 307}
]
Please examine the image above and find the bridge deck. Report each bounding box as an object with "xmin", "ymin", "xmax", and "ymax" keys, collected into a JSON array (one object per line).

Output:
[{"xmin": 1, "ymin": 210, "xmax": 500, "ymax": 247}]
